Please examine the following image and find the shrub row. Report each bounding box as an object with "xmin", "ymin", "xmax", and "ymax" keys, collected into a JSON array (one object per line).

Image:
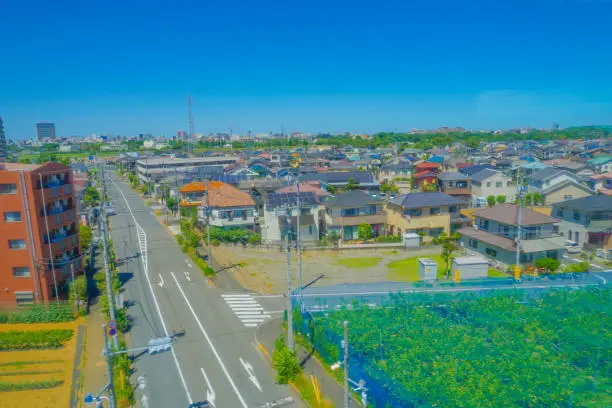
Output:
[
  {"xmin": 0, "ymin": 304, "xmax": 74, "ymax": 324},
  {"xmin": 0, "ymin": 329, "xmax": 73, "ymax": 351},
  {"xmin": 0, "ymin": 380, "xmax": 64, "ymax": 392},
  {"xmin": 375, "ymin": 235, "xmax": 403, "ymax": 243}
]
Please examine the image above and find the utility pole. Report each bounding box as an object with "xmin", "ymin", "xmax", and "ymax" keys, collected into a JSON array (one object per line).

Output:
[
  {"xmin": 70, "ymin": 263, "xmax": 78, "ymax": 313},
  {"xmin": 515, "ymin": 171, "xmax": 523, "ymax": 282},
  {"xmin": 205, "ymin": 179, "xmax": 211, "ymax": 258},
  {"xmin": 343, "ymin": 320, "xmax": 349, "ymax": 408},
  {"xmin": 102, "ymin": 324, "xmax": 117, "ymax": 408},
  {"xmin": 285, "ymin": 215, "xmax": 294, "ymax": 352},
  {"xmin": 295, "ymin": 175, "xmax": 303, "ymax": 299},
  {"xmin": 99, "ymin": 165, "xmax": 119, "ymax": 349}
]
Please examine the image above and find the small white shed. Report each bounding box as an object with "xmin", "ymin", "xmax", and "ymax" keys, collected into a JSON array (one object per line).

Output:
[
  {"xmin": 418, "ymin": 258, "xmax": 438, "ymax": 281},
  {"xmin": 403, "ymin": 233, "xmax": 420, "ymax": 249},
  {"xmin": 451, "ymin": 256, "xmax": 488, "ymax": 280}
]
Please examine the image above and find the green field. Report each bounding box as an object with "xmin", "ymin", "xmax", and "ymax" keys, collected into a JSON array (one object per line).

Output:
[
  {"xmin": 298, "ymin": 287, "xmax": 611, "ymax": 408},
  {"xmin": 387, "ymin": 255, "xmax": 446, "ymax": 281}
]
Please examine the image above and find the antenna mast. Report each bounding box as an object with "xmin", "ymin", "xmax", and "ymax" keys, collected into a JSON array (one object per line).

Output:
[{"xmin": 187, "ymin": 94, "xmax": 194, "ymax": 154}]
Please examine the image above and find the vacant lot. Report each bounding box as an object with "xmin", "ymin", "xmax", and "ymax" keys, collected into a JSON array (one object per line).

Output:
[
  {"xmin": 213, "ymin": 245, "xmax": 444, "ymax": 293},
  {"xmin": 0, "ymin": 322, "xmax": 80, "ymax": 408}
]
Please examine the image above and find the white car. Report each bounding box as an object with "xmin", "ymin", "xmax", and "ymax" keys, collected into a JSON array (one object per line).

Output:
[{"xmin": 564, "ymin": 240, "xmax": 581, "ymax": 254}]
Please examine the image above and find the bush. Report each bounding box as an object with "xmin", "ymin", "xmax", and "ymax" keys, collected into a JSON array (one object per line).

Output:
[
  {"xmin": 272, "ymin": 334, "xmax": 301, "ymax": 384},
  {"xmin": 211, "ymin": 238, "xmax": 221, "ymax": 247},
  {"xmin": 0, "ymin": 304, "xmax": 74, "ymax": 324},
  {"xmin": 562, "ymin": 261, "xmax": 590, "ymax": 273},
  {"xmin": 375, "ymin": 235, "xmax": 402, "ymax": 243},
  {"xmin": 0, "ymin": 329, "xmax": 73, "ymax": 350},
  {"xmin": 247, "ymin": 233, "xmax": 262, "ymax": 245},
  {"xmin": 534, "ymin": 257, "xmax": 561, "ymax": 274}
]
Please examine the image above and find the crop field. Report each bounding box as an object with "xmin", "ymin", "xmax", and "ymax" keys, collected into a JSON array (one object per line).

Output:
[
  {"xmin": 0, "ymin": 322, "xmax": 80, "ymax": 408},
  {"xmin": 296, "ymin": 287, "xmax": 611, "ymax": 408}
]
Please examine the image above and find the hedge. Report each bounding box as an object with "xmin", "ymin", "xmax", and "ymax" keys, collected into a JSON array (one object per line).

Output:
[
  {"xmin": 0, "ymin": 380, "xmax": 64, "ymax": 392},
  {"xmin": 0, "ymin": 329, "xmax": 73, "ymax": 350}
]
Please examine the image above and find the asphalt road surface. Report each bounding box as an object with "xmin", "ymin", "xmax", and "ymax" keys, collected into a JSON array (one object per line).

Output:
[{"xmin": 107, "ymin": 171, "xmax": 297, "ymax": 408}]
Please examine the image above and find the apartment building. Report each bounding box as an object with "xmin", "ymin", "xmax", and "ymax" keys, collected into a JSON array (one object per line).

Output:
[
  {"xmin": 0, "ymin": 162, "xmax": 82, "ymax": 304},
  {"xmin": 136, "ymin": 156, "xmax": 239, "ymax": 183}
]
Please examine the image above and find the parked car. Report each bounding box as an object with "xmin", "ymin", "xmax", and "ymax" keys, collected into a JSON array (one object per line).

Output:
[
  {"xmin": 564, "ymin": 240, "xmax": 581, "ymax": 254},
  {"xmin": 596, "ymin": 248, "xmax": 611, "ymax": 260}
]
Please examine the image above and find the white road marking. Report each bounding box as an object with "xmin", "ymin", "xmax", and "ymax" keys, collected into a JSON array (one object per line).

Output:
[
  {"xmin": 222, "ymin": 294, "xmax": 272, "ymax": 327},
  {"xmin": 171, "ymin": 272, "xmax": 249, "ymax": 408},
  {"xmin": 239, "ymin": 357, "xmax": 263, "ymax": 392},
  {"xmin": 184, "ymin": 271, "xmax": 191, "ymax": 282},
  {"xmin": 200, "ymin": 367, "xmax": 216, "ymax": 407},
  {"xmin": 158, "ymin": 273, "xmax": 165, "ymax": 288},
  {"xmin": 113, "ymin": 180, "xmax": 193, "ymax": 405},
  {"xmin": 594, "ymin": 274, "xmax": 607, "ymax": 284}
]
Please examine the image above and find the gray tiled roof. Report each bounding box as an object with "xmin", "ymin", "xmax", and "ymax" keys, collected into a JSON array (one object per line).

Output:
[
  {"xmin": 437, "ymin": 172, "xmax": 468, "ymax": 181},
  {"xmin": 390, "ymin": 192, "xmax": 464, "ymax": 209},
  {"xmin": 470, "ymin": 168, "xmax": 502, "ymax": 182},
  {"xmin": 552, "ymin": 195, "xmax": 612, "ymax": 212},
  {"xmin": 325, "ymin": 190, "xmax": 383, "ymax": 208}
]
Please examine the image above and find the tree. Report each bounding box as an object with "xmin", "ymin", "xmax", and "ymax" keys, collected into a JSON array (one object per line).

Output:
[
  {"xmin": 83, "ymin": 187, "xmax": 101, "ymax": 207},
  {"xmin": 326, "ymin": 184, "xmax": 336, "ymax": 194},
  {"xmin": 272, "ymin": 334, "xmax": 300, "ymax": 384},
  {"xmin": 441, "ymin": 240, "xmax": 458, "ymax": 279},
  {"xmin": 487, "ymin": 195, "xmax": 496, "ymax": 207},
  {"xmin": 344, "ymin": 177, "xmax": 359, "ymax": 191},
  {"xmin": 534, "ymin": 257, "xmax": 561, "ymax": 274},
  {"xmin": 496, "ymin": 195, "xmax": 506, "ymax": 204},
  {"xmin": 80, "ymin": 224, "xmax": 93, "ymax": 251},
  {"xmin": 357, "ymin": 223, "xmax": 373, "ymax": 241},
  {"xmin": 18, "ymin": 157, "xmax": 32, "ymax": 164},
  {"xmin": 166, "ymin": 196, "xmax": 179, "ymax": 214}
]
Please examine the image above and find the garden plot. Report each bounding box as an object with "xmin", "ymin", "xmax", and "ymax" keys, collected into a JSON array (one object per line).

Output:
[{"xmin": 0, "ymin": 322, "xmax": 80, "ymax": 408}]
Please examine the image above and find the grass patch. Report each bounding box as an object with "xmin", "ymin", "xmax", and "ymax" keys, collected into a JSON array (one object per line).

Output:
[
  {"xmin": 487, "ymin": 268, "xmax": 508, "ymax": 277},
  {"xmin": 291, "ymin": 373, "xmax": 335, "ymax": 408},
  {"xmin": 0, "ymin": 370, "xmax": 63, "ymax": 377},
  {"xmin": 0, "ymin": 360, "xmax": 64, "ymax": 367},
  {"xmin": 335, "ymin": 257, "xmax": 381, "ymax": 269},
  {"xmin": 0, "ymin": 329, "xmax": 73, "ymax": 351},
  {"xmin": 0, "ymin": 379, "xmax": 64, "ymax": 392},
  {"xmin": 387, "ymin": 255, "xmax": 446, "ymax": 282}
]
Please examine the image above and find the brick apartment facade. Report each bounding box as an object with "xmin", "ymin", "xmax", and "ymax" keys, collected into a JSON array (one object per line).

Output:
[{"xmin": 0, "ymin": 162, "xmax": 82, "ymax": 304}]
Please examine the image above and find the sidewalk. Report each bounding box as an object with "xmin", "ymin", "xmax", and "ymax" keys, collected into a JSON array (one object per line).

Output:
[
  {"xmin": 79, "ymin": 304, "xmax": 109, "ymax": 407},
  {"xmin": 256, "ymin": 318, "xmax": 360, "ymax": 408}
]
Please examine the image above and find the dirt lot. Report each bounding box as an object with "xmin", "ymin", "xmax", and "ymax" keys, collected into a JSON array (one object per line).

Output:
[
  {"xmin": 0, "ymin": 321, "xmax": 80, "ymax": 408},
  {"xmin": 213, "ymin": 244, "xmax": 442, "ymax": 294}
]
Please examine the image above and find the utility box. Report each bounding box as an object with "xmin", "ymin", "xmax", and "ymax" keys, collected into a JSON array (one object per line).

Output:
[
  {"xmin": 418, "ymin": 258, "xmax": 438, "ymax": 281},
  {"xmin": 451, "ymin": 256, "xmax": 488, "ymax": 280},
  {"xmin": 403, "ymin": 233, "xmax": 420, "ymax": 249}
]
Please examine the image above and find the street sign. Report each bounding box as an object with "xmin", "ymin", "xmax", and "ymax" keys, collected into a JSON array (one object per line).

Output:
[
  {"xmin": 108, "ymin": 320, "xmax": 116, "ymax": 329},
  {"xmin": 108, "ymin": 327, "xmax": 117, "ymax": 336},
  {"xmin": 84, "ymin": 393, "xmax": 94, "ymax": 404},
  {"xmin": 147, "ymin": 336, "xmax": 172, "ymax": 354}
]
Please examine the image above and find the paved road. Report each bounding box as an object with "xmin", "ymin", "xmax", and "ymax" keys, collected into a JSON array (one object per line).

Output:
[{"xmin": 107, "ymin": 171, "xmax": 297, "ymax": 408}]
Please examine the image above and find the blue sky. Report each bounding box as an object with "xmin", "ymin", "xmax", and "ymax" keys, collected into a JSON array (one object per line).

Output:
[{"xmin": 1, "ymin": 0, "xmax": 611, "ymax": 139}]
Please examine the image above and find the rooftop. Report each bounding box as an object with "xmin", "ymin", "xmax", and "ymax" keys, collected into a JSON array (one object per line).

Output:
[
  {"xmin": 390, "ymin": 192, "xmax": 464, "ymax": 209},
  {"xmin": 552, "ymin": 195, "xmax": 612, "ymax": 212},
  {"xmin": 470, "ymin": 168, "xmax": 504, "ymax": 182},
  {"xmin": 137, "ymin": 156, "xmax": 239, "ymax": 166},
  {"xmin": 437, "ymin": 172, "xmax": 469, "ymax": 181},
  {"xmin": 325, "ymin": 190, "xmax": 383, "ymax": 208},
  {"xmin": 473, "ymin": 204, "xmax": 558, "ymax": 226}
]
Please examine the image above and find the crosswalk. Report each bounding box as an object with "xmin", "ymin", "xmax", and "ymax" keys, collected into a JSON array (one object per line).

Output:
[{"xmin": 222, "ymin": 294, "xmax": 271, "ymax": 328}]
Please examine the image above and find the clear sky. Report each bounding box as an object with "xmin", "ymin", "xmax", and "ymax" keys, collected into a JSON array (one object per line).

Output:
[{"xmin": 1, "ymin": 0, "xmax": 611, "ymax": 139}]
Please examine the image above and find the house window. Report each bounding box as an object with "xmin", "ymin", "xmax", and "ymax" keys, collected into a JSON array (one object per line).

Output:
[
  {"xmin": 557, "ymin": 209, "xmax": 564, "ymax": 217},
  {"xmin": 479, "ymin": 219, "xmax": 489, "ymax": 230},
  {"xmin": 341, "ymin": 208, "xmax": 358, "ymax": 217},
  {"xmin": 563, "ymin": 195, "xmax": 573, "ymax": 200},
  {"xmin": 496, "ymin": 182, "xmax": 503, "ymax": 188},
  {"xmin": 15, "ymin": 291, "xmax": 34, "ymax": 304},
  {"xmin": 469, "ymin": 239, "xmax": 478, "ymax": 249},
  {"xmin": 486, "ymin": 182, "xmax": 491, "ymax": 187},
  {"xmin": 3, "ymin": 211, "xmax": 22, "ymax": 222},
  {"xmin": 449, "ymin": 206, "xmax": 457, "ymax": 213},
  {"xmin": 430, "ymin": 207, "xmax": 441, "ymax": 215},
  {"xmin": 575, "ymin": 231, "xmax": 580, "ymax": 243},
  {"xmin": 368, "ymin": 205, "xmax": 378, "ymax": 215},
  {"xmin": 0, "ymin": 184, "xmax": 17, "ymax": 194},
  {"xmin": 485, "ymin": 248, "xmax": 497, "ymax": 257},
  {"xmin": 309, "ymin": 225, "xmax": 313, "ymax": 235},
  {"xmin": 506, "ymin": 181, "xmax": 512, "ymax": 187},
  {"xmin": 573, "ymin": 211, "xmax": 580, "ymax": 221},
  {"xmin": 9, "ymin": 239, "xmax": 26, "ymax": 249},
  {"xmin": 406, "ymin": 209, "xmax": 422, "ymax": 217},
  {"xmin": 12, "ymin": 267, "xmax": 31, "ymax": 277}
]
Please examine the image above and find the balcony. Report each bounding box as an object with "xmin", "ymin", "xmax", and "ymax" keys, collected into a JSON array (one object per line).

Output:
[
  {"xmin": 326, "ymin": 213, "xmax": 386, "ymax": 227},
  {"xmin": 210, "ymin": 216, "xmax": 256, "ymax": 228},
  {"xmin": 47, "ymin": 258, "xmax": 83, "ymax": 278},
  {"xmin": 443, "ymin": 186, "xmax": 471, "ymax": 196}
]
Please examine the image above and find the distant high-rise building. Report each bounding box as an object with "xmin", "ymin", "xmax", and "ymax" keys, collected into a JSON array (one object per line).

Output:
[
  {"xmin": 36, "ymin": 122, "xmax": 56, "ymax": 140},
  {"xmin": 0, "ymin": 117, "xmax": 7, "ymax": 161},
  {"xmin": 552, "ymin": 122, "xmax": 560, "ymax": 131}
]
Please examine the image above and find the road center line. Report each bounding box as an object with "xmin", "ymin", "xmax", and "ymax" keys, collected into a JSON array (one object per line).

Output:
[{"xmin": 170, "ymin": 272, "xmax": 249, "ymax": 408}]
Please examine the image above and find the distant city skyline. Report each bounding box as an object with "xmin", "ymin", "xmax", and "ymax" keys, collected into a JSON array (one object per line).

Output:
[{"xmin": 1, "ymin": 1, "xmax": 611, "ymax": 139}]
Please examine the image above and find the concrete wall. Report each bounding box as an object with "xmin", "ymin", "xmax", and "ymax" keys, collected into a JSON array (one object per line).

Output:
[{"xmin": 543, "ymin": 184, "xmax": 592, "ymax": 205}]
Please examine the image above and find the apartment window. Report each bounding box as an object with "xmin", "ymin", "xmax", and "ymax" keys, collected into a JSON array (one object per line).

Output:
[
  {"xmin": 573, "ymin": 211, "xmax": 580, "ymax": 221},
  {"xmin": 430, "ymin": 207, "xmax": 441, "ymax": 215},
  {"xmin": 469, "ymin": 239, "xmax": 478, "ymax": 249},
  {"xmin": 9, "ymin": 239, "xmax": 26, "ymax": 249},
  {"xmin": 12, "ymin": 267, "xmax": 31, "ymax": 277},
  {"xmin": 0, "ymin": 183, "xmax": 17, "ymax": 194},
  {"xmin": 485, "ymin": 248, "xmax": 497, "ymax": 257},
  {"xmin": 3, "ymin": 211, "xmax": 22, "ymax": 222},
  {"xmin": 496, "ymin": 182, "xmax": 503, "ymax": 188},
  {"xmin": 15, "ymin": 291, "xmax": 34, "ymax": 305}
]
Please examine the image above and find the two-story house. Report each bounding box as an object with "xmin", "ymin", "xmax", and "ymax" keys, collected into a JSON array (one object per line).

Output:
[
  {"xmin": 528, "ymin": 167, "xmax": 593, "ymax": 205},
  {"xmin": 437, "ymin": 172, "xmax": 471, "ymax": 202},
  {"xmin": 261, "ymin": 192, "xmax": 322, "ymax": 244},
  {"xmin": 196, "ymin": 182, "xmax": 256, "ymax": 229},
  {"xmin": 379, "ymin": 161, "xmax": 412, "ymax": 193},
  {"xmin": 458, "ymin": 204, "xmax": 564, "ymax": 267},
  {"xmin": 588, "ymin": 155, "xmax": 612, "ymax": 174},
  {"xmin": 386, "ymin": 192, "xmax": 469, "ymax": 240},
  {"xmin": 324, "ymin": 190, "xmax": 385, "ymax": 240},
  {"xmin": 470, "ymin": 169, "xmax": 515, "ymax": 207},
  {"xmin": 551, "ymin": 196, "xmax": 612, "ymax": 250}
]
